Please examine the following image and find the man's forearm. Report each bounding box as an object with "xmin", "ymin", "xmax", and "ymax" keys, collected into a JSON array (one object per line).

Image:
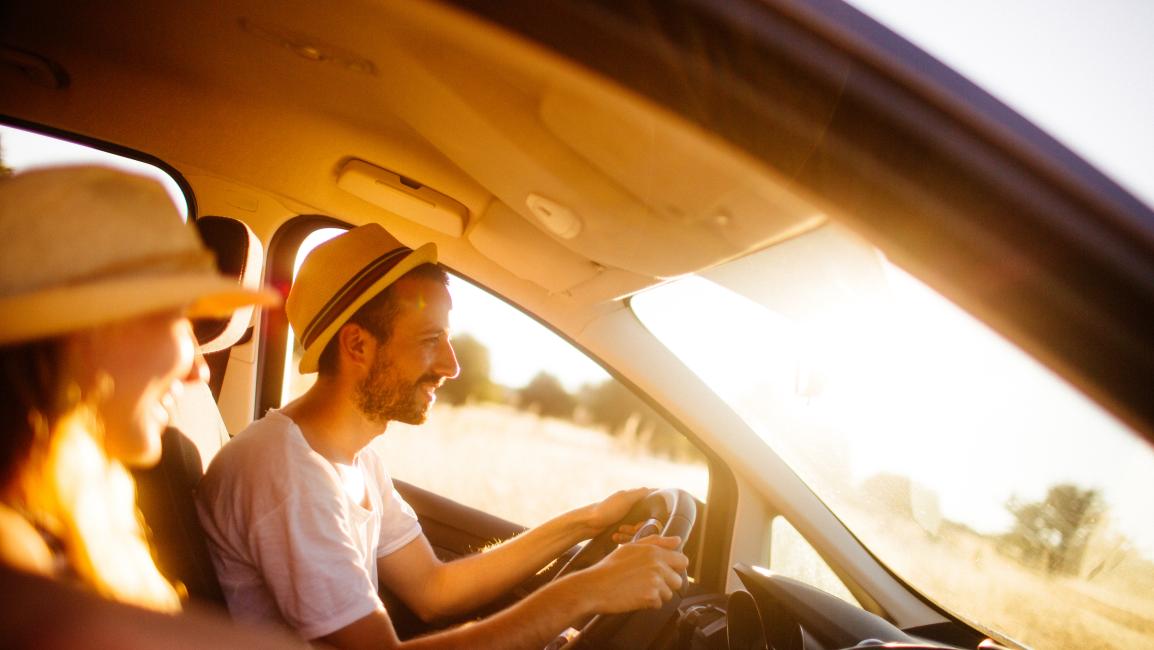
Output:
[
  {"xmin": 387, "ymin": 489, "xmax": 654, "ymax": 621},
  {"xmin": 405, "ymin": 535, "xmax": 687, "ymax": 649},
  {"xmin": 423, "ymin": 506, "xmax": 592, "ymax": 619},
  {"xmin": 401, "ymin": 573, "xmax": 593, "ymax": 650},
  {"xmin": 319, "ymin": 574, "xmax": 594, "ymax": 650},
  {"xmin": 349, "ymin": 533, "xmax": 688, "ymax": 650}
]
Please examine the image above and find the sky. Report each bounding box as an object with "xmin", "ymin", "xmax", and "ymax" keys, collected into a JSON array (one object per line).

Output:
[
  {"xmin": 846, "ymin": 0, "xmax": 1154, "ymax": 210},
  {"xmin": 446, "ymin": 279, "xmax": 610, "ymax": 391}
]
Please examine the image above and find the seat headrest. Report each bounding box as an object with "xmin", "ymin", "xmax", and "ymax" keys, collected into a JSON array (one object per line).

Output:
[{"xmin": 192, "ymin": 216, "xmax": 265, "ymax": 353}]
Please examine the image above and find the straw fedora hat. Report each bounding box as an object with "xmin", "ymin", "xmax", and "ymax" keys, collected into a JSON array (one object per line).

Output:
[
  {"xmin": 286, "ymin": 223, "xmax": 437, "ymax": 374},
  {"xmin": 0, "ymin": 166, "xmax": 280, "ymax": 345}
]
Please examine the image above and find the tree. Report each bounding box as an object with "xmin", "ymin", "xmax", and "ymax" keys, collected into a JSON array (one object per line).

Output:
[
  {"xmin": 518, "ymin": 372, "xmax": 576, "ymax": 418},
  {"xmin": 580, "ymin": 379, "xmax": 638, "ymax": 431},
  {"xmin": 437, "ymin": 334, "xmax": 499, "ymax": 405},
  {"xmin": 1003, "ymin": 483, "xmax": 1104, "ymax": 575},
  {"xmin": 578, "ymin": 379, "xmax": 697, "ymax": 461}
]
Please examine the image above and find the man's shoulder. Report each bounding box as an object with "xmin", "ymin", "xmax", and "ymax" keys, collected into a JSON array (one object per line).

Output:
[
  {"xmin": 197, "ymin": 411, "xmax": 345, "ymax": 536},
  {"xmin": 201, "ymin": 411, "xmax": 314, "ymax": 492},
  {"xmin": 235, "ymin": 410, "xmax": 297, "ymax": 441},
  {"xmin": 214, "ymin": 412, "xmax": 295, "ymax": 459}
]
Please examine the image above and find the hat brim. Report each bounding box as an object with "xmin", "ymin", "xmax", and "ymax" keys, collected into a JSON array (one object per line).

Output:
[
  {"xmin": 297, "ymin": 242, "xmax": 437, "ymax": 374},
  {"xmin": 0, "ymin": 274, "xmax": 281, "ymax": 345}
]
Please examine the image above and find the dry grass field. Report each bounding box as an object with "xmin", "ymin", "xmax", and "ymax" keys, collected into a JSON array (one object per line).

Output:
[
  {"xmin": 372, "ymin": 403, "xmax": 1153, "ymax": 649},
  {"xmin": 372, "ymin": 403, "xmax": 708, "ymax": 527},
  {"xmin": 844, "ymin": 505, "xmax": 1154, "ymax": 649}
]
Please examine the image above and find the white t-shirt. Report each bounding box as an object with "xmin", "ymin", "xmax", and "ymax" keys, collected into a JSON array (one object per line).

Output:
[{"xmin": 196, "ymin": 410, "xmax": 422, "ymax": 640}]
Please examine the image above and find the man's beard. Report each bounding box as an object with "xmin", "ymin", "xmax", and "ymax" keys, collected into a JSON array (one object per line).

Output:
[{"xmin": 354, "ymin": 353, "xmax": 439, "ymax": 426}]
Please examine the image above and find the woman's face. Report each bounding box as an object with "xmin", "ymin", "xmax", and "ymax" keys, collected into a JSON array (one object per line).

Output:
[{"xmin": 70, "ymin": 310, "xmax": 205, "ymax": 466}]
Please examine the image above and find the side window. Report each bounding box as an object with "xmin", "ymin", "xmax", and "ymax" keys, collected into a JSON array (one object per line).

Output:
[
  {"xmin": 280, "ymin": 227, "xmax": 347, "ymax": 404},
  {"xmin": 280, "ymin": 227, "xmax": 709, "ymax": 526},
  {"xmin": 767, "ymin": 516, "xmax": 858, "ymax": 606},
  {"xmin": 0, "ymin": 123, "xmax": 188, "ymax": 217}
]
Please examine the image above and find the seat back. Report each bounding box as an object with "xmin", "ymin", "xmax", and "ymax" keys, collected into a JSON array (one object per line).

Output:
[
  {"xmin": 133, "ymin": 215, "xmax": 267, "ymax": 610},
  {"xmin": 133, "ymin": 419, "xmax": 228, "ymax": 606}
]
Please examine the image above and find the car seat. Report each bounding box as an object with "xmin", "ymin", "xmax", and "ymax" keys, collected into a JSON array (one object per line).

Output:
[{"xmin": 132, "ymin": 215, "xmax": 267, "ymax": 609}]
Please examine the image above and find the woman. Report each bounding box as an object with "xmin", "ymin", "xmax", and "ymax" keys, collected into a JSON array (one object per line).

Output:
[{"xmin": 0, "ymin": 165, "xmax": 278, "ymax": 610}]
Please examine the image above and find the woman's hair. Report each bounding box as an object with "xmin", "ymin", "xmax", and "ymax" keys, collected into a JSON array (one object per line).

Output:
[{"xmin": 0, "ymin": 338, "xmax": 181, "ymax": 611}]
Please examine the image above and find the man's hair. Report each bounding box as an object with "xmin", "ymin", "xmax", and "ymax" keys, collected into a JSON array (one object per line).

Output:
[{"xmin": 315, "ymin": 263, "xmax": 449, "ymax": 376}]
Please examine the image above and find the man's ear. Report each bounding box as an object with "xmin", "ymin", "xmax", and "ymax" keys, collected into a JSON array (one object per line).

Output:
[{"xmin": 337, "ymin": 324, "xmax": 376, "ymax": 373}]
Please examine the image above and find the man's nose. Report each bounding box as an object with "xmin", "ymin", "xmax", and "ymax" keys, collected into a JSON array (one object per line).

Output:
[{"xmin": 435, "ymin": 337, "xmax": 460, "ymax": 380}]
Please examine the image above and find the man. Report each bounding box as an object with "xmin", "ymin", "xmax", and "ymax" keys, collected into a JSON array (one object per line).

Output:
[{"xmin": 198, "ymin": 224, "xmax": 688, "ymax": 649}]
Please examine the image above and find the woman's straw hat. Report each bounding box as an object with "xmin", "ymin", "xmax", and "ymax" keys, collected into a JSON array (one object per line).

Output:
[
  {"xmin": 286, "ymin": 223, "xmax": 437, "ymax": 374},
  {"xmin": 0, "ymin": 166, "xmax": 280, "ymax": 345}
]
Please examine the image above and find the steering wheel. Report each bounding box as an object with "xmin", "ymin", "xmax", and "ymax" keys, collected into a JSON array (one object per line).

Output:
[{"xmin": 548, "ymin": 488, "xmax": 697, "ymax": 649}]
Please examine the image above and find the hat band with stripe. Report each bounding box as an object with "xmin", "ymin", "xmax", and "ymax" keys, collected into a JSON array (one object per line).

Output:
[{"xmin": 299, "ymin": 246, "xmax": 412, "ymax": 348}]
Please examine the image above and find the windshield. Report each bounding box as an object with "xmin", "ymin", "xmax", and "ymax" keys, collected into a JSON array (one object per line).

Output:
[{"xmin": 631, "ymin": 223, "xmax": 1154, "ymax": 649}]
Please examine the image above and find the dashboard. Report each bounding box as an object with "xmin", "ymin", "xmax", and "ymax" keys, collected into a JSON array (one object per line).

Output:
[{"xmin": 666, "ymin": 564, "xmax": 1005, "ymax": 650}]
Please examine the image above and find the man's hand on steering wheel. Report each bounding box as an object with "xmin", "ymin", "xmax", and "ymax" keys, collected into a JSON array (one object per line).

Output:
[
  {"xmin": 546, "ymin": 489, "xmax": 697, "ymax": 648},
  {"xmin": 610, "ymin": 521, "xmax": 653, "ymax": 545},
  {"xmin": 566, "ymin": 535, "xmax": 688, "ymax": 614},
  {"xmin": 574, "ymin": 487, "xmax": 653, "ymax": 539}
]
